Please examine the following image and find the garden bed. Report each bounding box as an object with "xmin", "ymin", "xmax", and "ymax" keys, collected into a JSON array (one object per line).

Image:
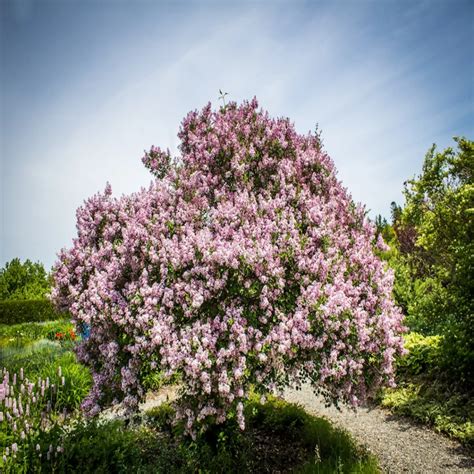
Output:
[{"xmin": 0, "ymin": 320, "xmax": 379, "ymax": 473}]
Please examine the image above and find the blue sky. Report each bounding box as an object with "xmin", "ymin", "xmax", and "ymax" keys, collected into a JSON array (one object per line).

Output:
[{"xmin": 1, "ymin": 0, "xmax": 473, "ymax": 269}]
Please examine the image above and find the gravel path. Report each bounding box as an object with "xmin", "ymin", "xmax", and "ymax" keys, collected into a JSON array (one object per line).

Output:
[{"xmin": 284, "ymin": 385, "xmax": 474, "ymax": 474}]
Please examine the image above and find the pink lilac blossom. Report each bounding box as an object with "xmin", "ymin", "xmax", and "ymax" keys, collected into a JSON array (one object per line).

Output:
[{"xmin": 52, "ymin": 98, "xmax": 405, "ymax": 432}]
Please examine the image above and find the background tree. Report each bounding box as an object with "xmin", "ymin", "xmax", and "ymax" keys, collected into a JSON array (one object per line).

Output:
[
  {"xmin": 0, "ymin": 258, "xmax": 51, "ymax": 301},
  {"xmin": 382, "ymin": 138, "xmax": 473, "ymax": 390}
]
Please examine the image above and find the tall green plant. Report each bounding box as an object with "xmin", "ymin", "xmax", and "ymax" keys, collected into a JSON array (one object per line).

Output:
[
  {"xmin": 0, "ymin": 259, "xmax": 50, "ymax": 301},
  {"xmin": 389, "ymin": 138, "xmax": 474, "ymax": 389}
]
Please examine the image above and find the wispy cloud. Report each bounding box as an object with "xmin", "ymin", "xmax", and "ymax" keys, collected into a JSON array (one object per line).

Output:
[{"xmin": 1, "ymin": 0, "xmax": 473, "ymax": 268}]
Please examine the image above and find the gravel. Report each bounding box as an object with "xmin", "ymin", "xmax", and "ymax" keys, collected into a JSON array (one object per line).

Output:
[
  {"xmin": 284, "ymin": 384, "xmax": 474, "ymax": 473},
  {"xmin": 101, "ymin": 383, "xmax": 473, "ymax": 472}
]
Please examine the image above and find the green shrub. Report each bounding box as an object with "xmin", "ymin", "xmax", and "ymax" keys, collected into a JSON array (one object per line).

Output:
[
  {"xmin": 0, "ymin": 258, "xmax": 50, "ymax": 301},
  {"xmin": 144, "ymin": 395, "xmax": 379, "ymax": 473},
  {"xmin": 397, "ymin": 332, "xmax": 442, "ymax": 376},
  {"xmin": 381, "ymin": 381, "xmax": 474, "ymax": 447},
  {"xmin": 388, "ymin": 138, "xmax": 474, "ymax": 391},
  {"xmin": 0, "ymin": 299, "xmax": 68, "ymax": 324},
  {"xmin": 379, "ymin": 332, "xmax": 474, "ymax": 447},
  {"xmin": 55, "ymin": 419, "xmax": 147, "ymax": 474}
]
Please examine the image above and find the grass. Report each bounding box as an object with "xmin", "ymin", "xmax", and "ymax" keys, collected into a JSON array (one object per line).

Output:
[
  {"xmin": 0, "ymin": 319, "xmax": 92, "ymax": 413},
  {"xmin": 2, "ymin": 346, "xmax": 92, "ymax": 412},
  {"xmin": 0, "ymin": 318, "xmax": 74, "ymax": 347}
]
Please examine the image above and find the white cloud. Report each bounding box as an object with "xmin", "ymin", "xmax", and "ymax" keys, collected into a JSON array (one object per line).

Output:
[{"xmin": 2, "ymin": 1, "xmax": 472, "ymax": 268}]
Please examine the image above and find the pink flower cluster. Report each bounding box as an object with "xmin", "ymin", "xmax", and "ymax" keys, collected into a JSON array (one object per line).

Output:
[
  {"xmin": 0, "ymin": 367, "xmax": 64, "ymax": 468},
  {"xmin": 52, "ymin": 98, "xmax": 405, "ymax": 432}
]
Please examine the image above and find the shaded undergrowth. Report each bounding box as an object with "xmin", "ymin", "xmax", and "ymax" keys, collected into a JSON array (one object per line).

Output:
[
  {"xmin": 378, "ymin": 333, "xmax": 474, "ymax": 448},
  {"xmin": 53, "ymin": 396, "xmax": 379, "ymax": 474},
  {"xmin": 3, "ymin": 395, "xmax": 379, "ymax": 473}
]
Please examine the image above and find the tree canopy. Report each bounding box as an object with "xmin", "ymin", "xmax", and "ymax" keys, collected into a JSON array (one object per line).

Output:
[
  {"xmin": 0, "ymin": 258, "xmax": 50, "ymax": 301},
  {"xmin": 52, "ymin": 99, "xmax": 405, "ymax": 433},
  {"xmin": 377, "ymin": 138, "xmax": 474, "ymax": 390}
]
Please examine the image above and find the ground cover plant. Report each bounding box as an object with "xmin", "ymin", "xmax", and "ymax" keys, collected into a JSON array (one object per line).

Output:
[
  {"xmin": 378, "ymin": 333, "xmax": 474, "ymax": 447},
  {"xmin": 1, "ymin": 382, "xmax": 379, "ymax": 473},
  {"xmin": 374, "ymin": 138, "xmax": 474, "ymax": 447},
  {"xmin": 0, "ymin": 319, "xmax": 74, "ymax": 347},
  {"xmin": 52, "ymin": 98, "xmax": 405, "ymax": 434}
]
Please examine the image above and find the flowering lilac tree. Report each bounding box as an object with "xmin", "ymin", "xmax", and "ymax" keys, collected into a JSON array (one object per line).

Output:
[{"xmin": 52, "ymin": 98, "xmax": 405, "ymax": 433}]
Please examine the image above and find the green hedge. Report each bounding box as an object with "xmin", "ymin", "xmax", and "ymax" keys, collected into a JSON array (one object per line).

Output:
[{"xmin": 0, "ymin": 299, "xmax": 68, "ymax": 325}]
